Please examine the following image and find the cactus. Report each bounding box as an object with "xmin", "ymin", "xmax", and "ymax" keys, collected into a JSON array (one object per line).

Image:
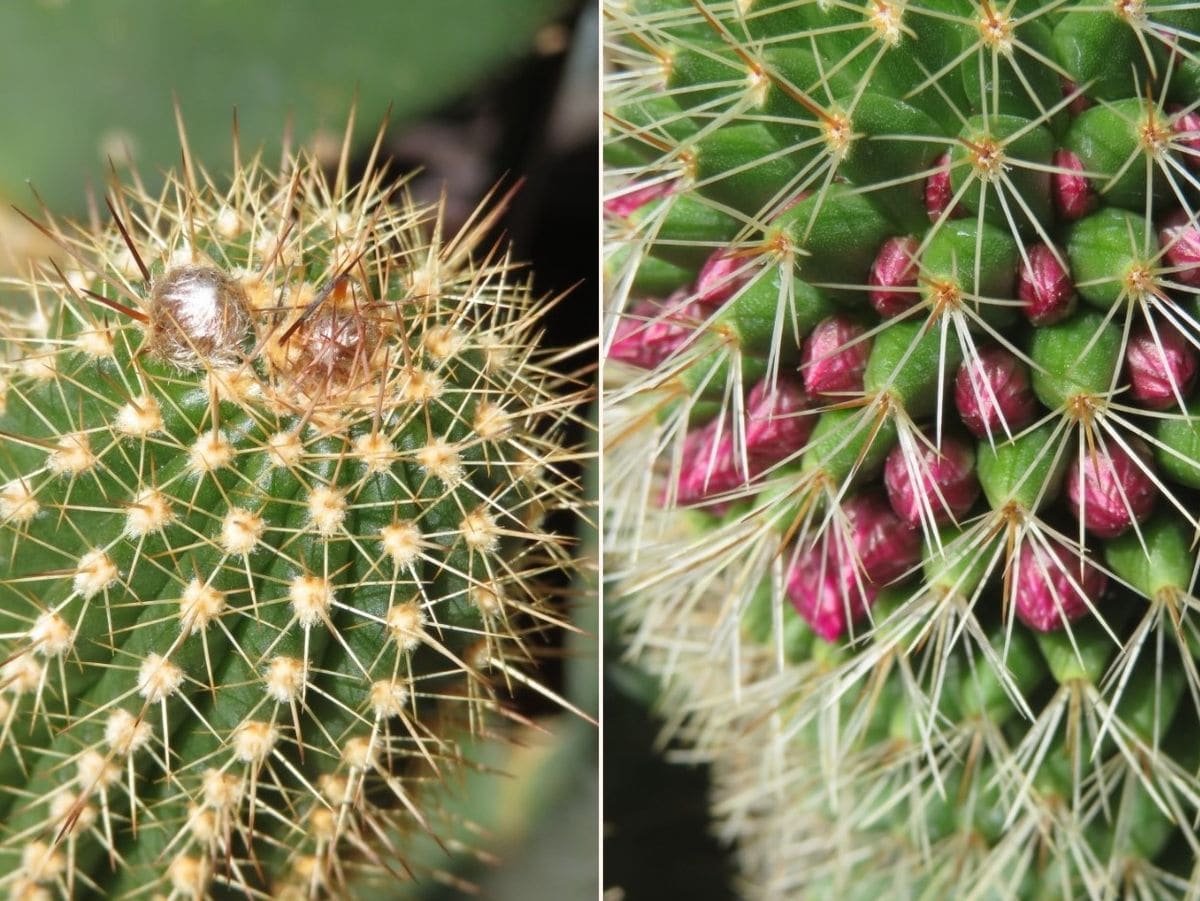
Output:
[
  {"xmin": 604, "ymin": 1, "xmax": 1200, "ymax": 896},
  {"xmin": 0, "ymin": 116, "xmax": 587, "ymax": 899}
]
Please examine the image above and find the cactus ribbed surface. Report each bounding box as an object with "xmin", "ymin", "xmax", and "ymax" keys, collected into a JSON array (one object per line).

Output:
[
  {"xmin": 0, "ymin": 122, "xmax": 585, "ymax": 898},
  {"xmin": 604, "ymin": 1, "xmax": 1200, "ymax": 897}
]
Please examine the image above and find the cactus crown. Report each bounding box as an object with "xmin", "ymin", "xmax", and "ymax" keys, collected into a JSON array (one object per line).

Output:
[
  {"xmin": 0, "ymin": 115, "xmax": 587, "ymax": 898},
  {"xmin": 605, "ymin": 0, "xmax": 1200, "ymax": 896}
]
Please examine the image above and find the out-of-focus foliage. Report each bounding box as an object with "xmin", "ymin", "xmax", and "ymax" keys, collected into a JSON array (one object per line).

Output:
[{"xmin": 0, "ymin": 0, "xmax": 566, "ymax": 210}]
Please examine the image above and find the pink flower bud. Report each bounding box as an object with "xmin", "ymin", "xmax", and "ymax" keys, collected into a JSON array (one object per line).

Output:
[
  {"xmin": 868, "ymin": 236, "xmax": 921, "ymax": 318},
  {"xmin": 675, "ymin": 423, "xmax": 737, "ymax": 507},
  {"xmin": 1015, "ymin": 541, "xmax": 1106, "ymax": 632},
  {"xmin": 675, "ymin": 377, "xmax": 812, "ymax": 505},
  {"xmin": 604, "ymin": 180, "xmax": 674, "ymax": 218},
  {"xmin": 1066, "ymin": 440, "xmax": 1157, "ymax": 538},
  {"xmin": 1052, "ymin": 150, "xmax": 1095, "ymax": 221},
  {"xmin": 954, "ymin": 347, "xmax": 1036, "ymax": 438},
  {"xmin": 1061, "ymin": 77, "xmax": 1092, "ymax": 117},
  {"xmin": 786, "ymin": 542, "xmax": 878, "ymax": 643},
  {"xmin": 785, "ymin": 495, "xmax": 918, "ymax": 641},
  {"xmin": 883, "ymin": 435, "xmax": 980, "ymax": 526},
  {"xmin": 801, "ymin": 316, "xmax": 871, "ymax": 401},
  {"xmin": 1018, "ymin": 244, "xmax": 1076, "ymax": 325},
  {"xmin": 744, "ymin": 376, "xmax": 813, "ymax": 471},
  {"xmin": 1171, "ymin": 107, "xmax": 1200, "ymax": 169},
  {"xmin": 842, "ymin": 494, "xmax": 920, "ymax": 586},
  {"xmin": 925, "ymin": 152, "xmax": 964, "ymax": 221},
  {"xmin": 1158, "ymin": 208, "xmax": 1200, "ymax": 287},
  {"xmin": 608, "ymin": 292, "xmax": 700, "ymax": 369},
  {"xmin": 694, "ymin": 249, "xmax": 753, "ymax": 308},
  {"xmin": 1126, "ymin": 325, "xmax": 1198, "ymax": 409}
]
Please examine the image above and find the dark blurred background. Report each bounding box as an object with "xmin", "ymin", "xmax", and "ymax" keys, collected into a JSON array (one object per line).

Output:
[{"xmin": 0, "ymin": 2, "xmax": 596, "ymax": 898}]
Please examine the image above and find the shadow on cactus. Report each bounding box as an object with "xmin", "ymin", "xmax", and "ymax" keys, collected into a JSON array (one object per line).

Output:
[
  {"xmin": 604, "ymin": 0, "xmax": 1200, "ymax": 896},
  {"xmin": 0, "ymin": 111, "xmax": 591, "ymax": 898}
]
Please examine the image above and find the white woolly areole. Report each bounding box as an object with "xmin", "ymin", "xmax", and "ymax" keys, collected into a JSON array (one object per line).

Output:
[
  {"xmin": 0, "ymin": 479, "xmax": 39, "ymax": 524},
  {"xmin": 29, "ymin": 612, "xmax": 72, "ymax": 657},
  {"xmin": 105, "ymin": 709, "xmax": 152, "ymax": 756},
  {"xmin": 126, "ymin": 488, "xmax": 173, "ymax": 537},
  {"xmin": 267, "ymin": 431, "xmax": 304, "ymax": 468},
  {"xmin": 473, "ymin": 400, "xmax": 511, "ymax": 440},
  {"xmin": 75, "ymin": 328, "xmax": 115, "ymax": 358},
  {"xmin": 460, "ymin": 508, "xmax": 500, "ymax": 552},
  {"xmin": 340, "ymin": 735, "xmax": 377, "ymax": 770},
  {"xmin": 289, "ymin": 575, "xmax": 334, "ymax": 628},
  {"xmin": 47, "ymin": 433, "xmax": 97, "ymax": 476},
  {"xmin": 76, "ymin": 749, "xmax": 119, "ymax": 788},
  {"xmin": 137, "ymin": 653, "xmax": 183, "ymax": 703},
  {"xmin": 370, "ymin": 678, "xmax": 410, "ymax": 718},
  {"xmin": 167, "ymin": 854, "xmax": 211, "ymax": 896},
  {"xmin": 353, "ymin": 432, "xmax": 395, "ymax": 473},
  {"xmin": 306, "ymin": 486, "xmax": 347, "ymax": 536},
  {"xmin": 417, "ymin": 439, "xmax": 462, "ymax": 482},
  {"xmin": 188, "ymin": 429, "xmax": 235, "ymax": 474},
  {"xmin": 398, "ymin": 367, "xmax": 444, "ymax": 403},
  {"xmin": 385, "ymin": 602, "xmax": 426, "ymax": 652},
  {"xmin": 20, "ymin": 841, "xmax": 65, "ymax": 883},
  {"xmin": 380, "ymin": 520, "xmax": 422, "ymax": 567},
  {"xmin": 220, "ymin": 507, "xmax": 265, "ymax": 555},
  {"xmin": 3, "ymin": 656, "xmax": 43, "ymax": 694},
  {"xmin": 264, "ymin": 655, "xmax": 306, "ymax": 703},
  {"xmin": 72, "ymin": 549, "xmax": 117, "ymax": 599},
  {"xmin": 179, "ymin": 580, "xmax": 226, "ymax": 634},
  {"xmin": 201, "ymin": 768, "xmax": 242, "ymax": 810},
  {"xmin": 115, "ymin": 395, "xmax": 163, "ymax": 437},
  {"xmin": 233, "ymin": 720, "xmax": 278, "ymax": 764},
  {"xmin": 51, "ymin": 792, "xmax": 96, "ymax": 834}
]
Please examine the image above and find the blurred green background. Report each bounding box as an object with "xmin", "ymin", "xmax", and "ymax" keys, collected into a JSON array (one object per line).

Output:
[{"xmin": 0, "ymin": 2, "xmax": 597, "ymax": 898}]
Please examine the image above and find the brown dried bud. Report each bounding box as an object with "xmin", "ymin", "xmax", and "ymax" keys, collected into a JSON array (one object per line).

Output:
[{"xmin": 146, "ymin": 266, "xmax": 251, "ymax": 369}]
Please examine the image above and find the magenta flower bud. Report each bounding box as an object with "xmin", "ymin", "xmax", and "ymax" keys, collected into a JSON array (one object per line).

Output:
[
  {"xmin": 924, "ymin": 153, "xmax": 963, "ymax": 221},
  {"xmin": 1126, "ymin": 325, "xmax": 1198, "ymax": 409},
  {"xmin": 883, "ymin": 435, "xmax": 980, "ymax": 526},
  {"xmin": 608, "ymin": 292, "xmax": 700, "ymax": 369},
  {"xmin": 744, "ymin": 376, "xmax": 813, "ymax": 471},
  {"xmin": 800, "ymin": 315, "xmax": 871, "ymax": 401},
  {"xmin": 1066, "ymin": 440, "xmax": 1157, "ymax": 538},
  {"xmin": 694, "ymin": 249, "xmax": 752, "ymax": 308},
  {"xmin": 954, "ymin": 347, "xmax": 1036, "ymax": 438},
  {"xmin": 1060, "ymin": 77, "xmax": 1092, "ymax": 117},
  {"xmin": 675, "ymin": 423, "xmax": 738, "ymax": 507},
  {"xmin": 674, "ymin": 377, "xmax": 812, "ymax": 506},
  {"xmin": 604, "ymin": 180, "xmax": 674, "ymax": 218},
  {"xmin": 1017, "ymin": 244, "xmax": 1076, "ymax": 325},
  {"xmin": 1171, "ymin": 107, "xmax": 1200, "ymax": 168},
  {"xmin": 1015, "ymin": 541, "xmax": 1106, "ymax": 632},
  {"xmin": 842, "ymin": 494, "xmax": 920, "ymax": 586},
  {"xmin": 1158, "ymin": 208, "xmax": 1200, "ymax": 287},
  {"xmin": 868, "ymin": 236, "xmax": 921, "ymax": 318},
  {"xmin": 786, "ymin": 543, "xmax": 878, "ymax": 643},
  {"xmin": 1052, "ymin": 149, "xmax": 1095, "ymax": 221}
]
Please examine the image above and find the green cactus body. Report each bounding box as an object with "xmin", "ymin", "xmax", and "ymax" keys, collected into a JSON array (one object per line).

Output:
[
  {"xmin": 605, "ymin": 0, "xmax": 1200, "ymax": 896},
  {"xmin": 0, "ymin": 130, "xmax": 583, "ymax": 898}
]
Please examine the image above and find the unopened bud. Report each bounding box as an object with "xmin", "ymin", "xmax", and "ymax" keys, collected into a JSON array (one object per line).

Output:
[
  {"xmin": 1052, "ymin": 149, "xmax": 1095, "ymax": 221},
  {"xmin": 868, "ymin": 236, "xmax": 921, "ymax": 318},
  {"xmin": 1017, "ymin": 244, "xmax": 1075, "ymax": 325},
  {"xmin": 801, "ymin": 316, "xmax": 871, "ymax": 401}
]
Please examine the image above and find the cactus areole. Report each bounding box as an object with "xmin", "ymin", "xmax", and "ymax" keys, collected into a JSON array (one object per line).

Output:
[
  {"xmin": 0, "ymin": 120, "xmax": 585, "ymax": 898},
  {"xmin": 605, "ymin": 0, "xmax": 1200, "ymax": 896}
]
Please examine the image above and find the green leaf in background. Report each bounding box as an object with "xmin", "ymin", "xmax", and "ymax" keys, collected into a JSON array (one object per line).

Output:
[{"xmin": 0, "ymin": 0, "xmax": 566, "ymax": 210}]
